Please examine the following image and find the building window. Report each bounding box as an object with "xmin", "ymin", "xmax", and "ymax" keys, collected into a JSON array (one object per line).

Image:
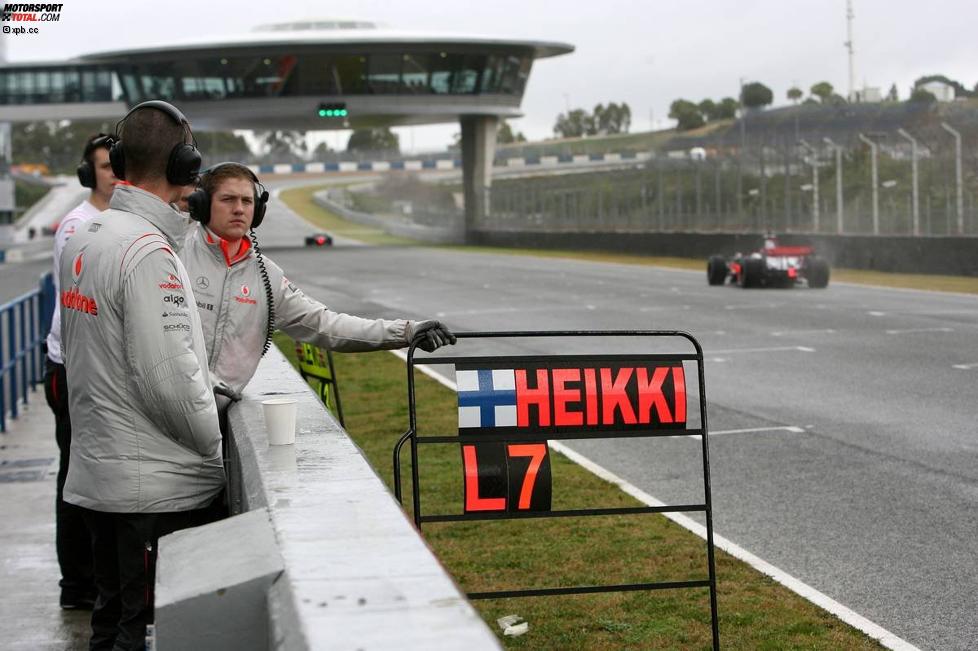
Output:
[{"xmin": 367, "ymin": 54, "xmax": 401, "ymax": 94}]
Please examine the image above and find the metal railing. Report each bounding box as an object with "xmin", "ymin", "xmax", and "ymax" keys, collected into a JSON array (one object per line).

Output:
[{"xmin": 1, "ymin": 272, "xmax": 54, "ymax": 433}]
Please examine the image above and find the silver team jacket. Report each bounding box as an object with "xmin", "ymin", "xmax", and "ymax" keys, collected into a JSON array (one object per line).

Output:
[
  {"xmin": 180, "ymin": 224, "xmax": 411, "ymax": 399},
  {"xmin": 60, "ymin": 185, "xmax": 224, "ymax": 513}
]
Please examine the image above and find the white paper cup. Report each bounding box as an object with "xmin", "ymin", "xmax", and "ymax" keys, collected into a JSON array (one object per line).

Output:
[{"xmin": 262, "ymin": 398, "xmax": 298, "ymax": 445}]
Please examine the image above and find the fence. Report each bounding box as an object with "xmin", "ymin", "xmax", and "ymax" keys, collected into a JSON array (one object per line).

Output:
[
  {"xmin": 0, "ymin": 271, "xmax": 54, "ymax": 433},
  {"xmin": 480, "ymin": 124, "xmax": 978, "ymax": 238}
]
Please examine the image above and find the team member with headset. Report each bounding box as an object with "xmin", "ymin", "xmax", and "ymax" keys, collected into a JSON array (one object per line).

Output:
[
  {"xmin": 58, "ymin": 100, "xmax": 222, "ymax": 651},
  {"xmin": 43, "ymin": 132, "xmax": 117, "ymax": 610},
  {"xmin": 181, "ymin": 162, "xmax": 455, "ymax": 415}
]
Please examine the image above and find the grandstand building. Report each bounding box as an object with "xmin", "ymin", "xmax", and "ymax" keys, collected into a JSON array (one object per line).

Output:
[{"xmin": 0, "ymin": 20, "xmax": 574, "ymax": 237}]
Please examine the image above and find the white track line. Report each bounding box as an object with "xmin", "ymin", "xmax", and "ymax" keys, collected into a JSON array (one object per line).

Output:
[
  {"xmin": 885, "ymin": 327, "xmax": 953, "ymax": 335},
  {"xmin": 389, "ymin": 350, "xmax": 919, "ymax": 650},
  {"xmin": 708, "ymin": 345, "xmax": 815, "ymax": 354},
  {"xmin": 952, "ymin": 362, "xmax": 978, "ymax": 370},
  {"xmin": 686, "ymin": 425, "xmax": 804, "ymax": 441}
]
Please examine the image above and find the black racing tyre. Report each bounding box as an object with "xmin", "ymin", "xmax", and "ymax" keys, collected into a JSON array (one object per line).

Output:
[
  {"xmin": 707, "ymin": 255, "xmax": 728, "ymax": 285},
  {"xmin": 807, "ymin": 257, "xmax": 830, "ymax": 288},
  {"xmin": 740, "ymin": 257, "xmax": 765, "ymax": 288}
]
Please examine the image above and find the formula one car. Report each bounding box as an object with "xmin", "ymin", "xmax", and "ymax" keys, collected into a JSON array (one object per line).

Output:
[
  {"xmin": 304, "ymin": 233, "xmax": 334, "ymax": 247},
  {"xmin": 707, "ymin": 235, "xmax": 830, "ymax": 288}
]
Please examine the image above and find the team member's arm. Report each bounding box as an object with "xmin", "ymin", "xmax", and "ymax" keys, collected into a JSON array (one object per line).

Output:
[
  {"xmin": 274, "ymin": 275, "xmax": 453, "ymax": 352},
  {"xmin": 123, "ymin": 249, "xmax": 221, "ymax": 457}
]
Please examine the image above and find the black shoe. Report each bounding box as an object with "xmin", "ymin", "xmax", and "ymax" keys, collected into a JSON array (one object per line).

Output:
[{"xmin": 60, "ymin": 588, "xmax": 96, "ymax": 610}]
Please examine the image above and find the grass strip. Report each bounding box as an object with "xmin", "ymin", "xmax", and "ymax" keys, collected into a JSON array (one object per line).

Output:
[
  {"xmin": 274, "ymin": 333, "xmax": 883, "ymax": 650},
  {"xmin": 280, "ymin": 184, "xmax": 978, "ymax": 295}
]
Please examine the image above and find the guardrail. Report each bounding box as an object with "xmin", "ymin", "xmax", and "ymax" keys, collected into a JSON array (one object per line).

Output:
[{"xmin": 0, "ymin": 271, "xmax": 54, "ymax": 433}]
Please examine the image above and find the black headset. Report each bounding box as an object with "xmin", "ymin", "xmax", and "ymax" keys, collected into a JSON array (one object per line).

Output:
[
  {"xmin": 76, "ymin": 133, "xmax": 116, "ymax": 189},
  {"xmin": 109, "ymin": 100, "xmax": 202, "ymax": 186},
  {"xmin": 186, "ymin": 162, "xmax": 270, "ymax": 228}
]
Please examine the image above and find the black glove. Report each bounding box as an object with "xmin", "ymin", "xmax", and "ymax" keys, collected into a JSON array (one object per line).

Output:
[
  {"xmin": 213, "ymin": 381, "xmax": 242, "ymax": 402},
  {"xmin": 406, "ymin": 320, "xmax": 457, "ymax": 352}
]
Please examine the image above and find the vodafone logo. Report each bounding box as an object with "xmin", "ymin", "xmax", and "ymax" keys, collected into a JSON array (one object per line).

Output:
[
  {"xmin": 71, "ymin": 252, "xmax": 84, "ymax": 283},
  {"xmin": 159, "ymin": 273, "xmax": 183, "ymax": 290},
  {"xmin": 235, "ymin": 283, "xmax": 256, "ymax": 305}
]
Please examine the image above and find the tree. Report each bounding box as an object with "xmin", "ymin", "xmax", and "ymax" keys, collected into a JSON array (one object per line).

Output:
[
  {"xmin": 553, "ymin": 109, "xmax": 595, "ymax": 138},
  {"xmin": 309, "ymin": 141, "xmax": 333, "ymax": 159},
  {"xmin": 496, "ymin": 120, "xmax": 526, "ymax": 144},
  {"xmin": 593, "ymin": 102, "xmax": 631, "ymax": 134},
  {"xmin": 668, "ymin": 99, "xmax": 705, "ymax": 131},
  {"xmin": 259, "ymin": 130, "xmax": 307, "ymax": 162},
  {"xmin": 347, "ymin": 128, "xmax": 400, "ymax": 153},
  {"xmin": 908, "ymin": 88, "xmax": 937, "ymax": 104},
  {"xmin": 198, "ymin": 131, "xmax": 253, "ymax": 163},
  {"xmin": 810, "ymin": 81, "xmax": 834, "ymax": 103},
  {"xmin": 913, "ymin": 74, "xmax": 972, "ymax": 99},
  {"xmin": 886, "ymin": 84, "xmax": 899, "ymax": 102},
  {"xmin": 787, "ymin": 87, "xmax": 803, "ymax": 103},
  {"xmin": 715, "ymin": 97, "xmax": 739, "ymax": 119},
  {"xmin": 740, "ymin": 82, "xmax": 773, "ymax": 109},
  {"xmin": 698, "ymin": 99, "xmax": 717, "ymax": 121}
]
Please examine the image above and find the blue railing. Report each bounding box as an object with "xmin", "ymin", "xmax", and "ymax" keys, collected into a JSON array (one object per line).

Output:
[{"xmin": 0, "ymin": 272, "xmax": 55, "ymax": 433}]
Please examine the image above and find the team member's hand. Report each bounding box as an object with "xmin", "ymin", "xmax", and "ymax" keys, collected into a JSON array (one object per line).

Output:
[
  {"xmin": 406, "ymin": 320, "xmax": 456, "ymax": 352},
  {"xmin": 213, "ymin": 380, "xmax": 242, "ymax": 402}
]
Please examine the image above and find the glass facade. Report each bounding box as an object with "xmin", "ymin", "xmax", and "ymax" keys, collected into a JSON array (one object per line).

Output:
[
  {"xmin": 0, "ymin": 50, "xmax": 533, "ymax": 105},
  {"xmin": 0, "ymin": 66, "xmax": 119, "ymax": 105}
]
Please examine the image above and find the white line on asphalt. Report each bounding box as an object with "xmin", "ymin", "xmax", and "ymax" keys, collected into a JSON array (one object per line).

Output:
[
  {"xmin": 685, "ymin": 425, "xmax": 806, "ymax": 441},
  {"xmin": 390, "ymin": 350, "xmax": 920, "ymax": 651},
  {"xmin": 952, "ymin": 362, "xmax": 978, "ymax": 370},
  {"xmin": 885, "ymin": 327, "xmax": 954, "ymax": 335},
  {"xmin": 868, "ymin": 311, "xmax": 887, "ymax": 316},
  {"xmin": 708, "ymin": 345, "xmax": 815, "ymax": 354},
  {"xmin": 771, "ymin": 328, "xmax": 836, "ymax": 337},
  {"xmin": 547, "ymin": 441, "xmax": 921, "ymax": 651}
]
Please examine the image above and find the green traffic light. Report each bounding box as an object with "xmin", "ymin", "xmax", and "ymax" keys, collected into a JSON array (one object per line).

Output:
[{"xmin": 318, "ymin": 109, "xmax": 327, "ymax": 117}]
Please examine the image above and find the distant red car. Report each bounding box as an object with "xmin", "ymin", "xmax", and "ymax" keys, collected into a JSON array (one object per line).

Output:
[
  {"xmin": 707, "ymin": 235, "xmax": 830, "ymax": 289},
  {"xmin": 304, "ymin": 233, "xmax": 334, "ymax": 247}
]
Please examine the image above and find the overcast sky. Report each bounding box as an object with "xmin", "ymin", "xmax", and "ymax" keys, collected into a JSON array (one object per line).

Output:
[{"xmin": 4, "ymin": 0, "xmax": 976, "ymax": 152}]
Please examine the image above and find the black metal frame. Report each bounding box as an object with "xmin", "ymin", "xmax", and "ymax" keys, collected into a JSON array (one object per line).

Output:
[{"xmin": 392, "ymin": 330, "xmax": 720, "ymax": 649}]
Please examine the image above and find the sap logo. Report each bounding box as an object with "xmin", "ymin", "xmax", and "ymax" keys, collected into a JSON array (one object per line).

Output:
[{"xmin": 163, "ymin": 294, "xmax": 185, "ymax": 307}]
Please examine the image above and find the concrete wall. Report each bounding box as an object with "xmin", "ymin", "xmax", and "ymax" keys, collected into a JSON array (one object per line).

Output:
[
  {"xmin": 469, "ymin": 229, "xmax": 978, "ymax": 277},
  {"xmin": 155, "ymin": 347, "xmax": 501, "ymax": 650}
]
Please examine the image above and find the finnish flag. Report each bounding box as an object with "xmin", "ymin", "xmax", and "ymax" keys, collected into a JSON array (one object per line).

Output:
[{"xmin": 456, "ymin": 369, "xmax": 517, "ymax": 428}]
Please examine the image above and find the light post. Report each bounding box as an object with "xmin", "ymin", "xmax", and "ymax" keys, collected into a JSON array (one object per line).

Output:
[
  {"xmin": 940, "ymin": 122, "xmax": 964, "ymax": 235},
  {"xmin": 823, "ymin": 137, "xmax": 845, "ymax": 234},
  {"xmin": 858, "ymin": 133, "xmax": 880, "ymax": 235},
  {"xmin": 799, "ymin": 139, "xmax": 819, "ymax": 232},
  {"xmin": 897, "ymin": 128, "xmax": 920, "ymax": 236}
]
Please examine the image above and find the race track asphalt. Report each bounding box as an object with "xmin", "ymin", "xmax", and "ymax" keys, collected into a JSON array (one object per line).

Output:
[{"xmin": 274, "ymin": 235, "xmax": 976, "ymax": 650}]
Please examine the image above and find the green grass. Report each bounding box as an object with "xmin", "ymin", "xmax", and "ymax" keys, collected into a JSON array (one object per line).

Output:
[
  {"xmin": 281, "ymin": 184, "xmax": 978, "ymax": 295},
  {"xmin": 275, "ymin": 333, "xmax": 884, "ymax": 649}
]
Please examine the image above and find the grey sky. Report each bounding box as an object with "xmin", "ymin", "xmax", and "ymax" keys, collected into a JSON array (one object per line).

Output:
[{"xmin": 5, "ymin": 0, "xmax": 975, "ymax": 152}]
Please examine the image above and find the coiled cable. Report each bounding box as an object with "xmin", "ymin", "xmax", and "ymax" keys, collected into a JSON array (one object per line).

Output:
[{"xmin": 251, "ymin": 228, "xmax": 275, "ymax": 356}]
